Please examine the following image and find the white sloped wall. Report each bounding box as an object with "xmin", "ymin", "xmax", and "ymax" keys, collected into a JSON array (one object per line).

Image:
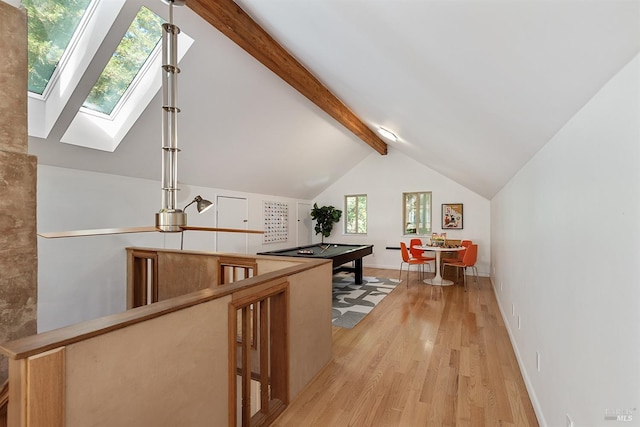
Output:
[{"xmin": 491, "ymin": 54, "xmax": 640, "ymax": 426}]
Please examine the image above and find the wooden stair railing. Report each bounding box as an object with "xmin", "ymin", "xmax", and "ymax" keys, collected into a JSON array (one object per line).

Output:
[
  {"xmin": 128, "ymin": 251, "xmax": 259, "ymax": 309},
  {"xmin": 128, "ymin": 249, "xmax": 159, "ymax": 308},
  {"xmin": 0, "ymin": 379, "xmax": 8, "ymax": 427},
  {"xmin": 230, "ymin": 279, "xmax": 289, "ymax": 427},
  {"xmin": 2, "ymin": 250, "xmax": 332, "ymax": 426},
  {"xmin": 219, "ymin": 256, "xmax": 257, "ymax": 285}
]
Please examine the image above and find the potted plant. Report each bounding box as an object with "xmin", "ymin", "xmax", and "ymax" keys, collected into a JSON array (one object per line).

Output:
[{"xmin": 310, "ymin": 203, "xmax": 342, "ymax": 243}]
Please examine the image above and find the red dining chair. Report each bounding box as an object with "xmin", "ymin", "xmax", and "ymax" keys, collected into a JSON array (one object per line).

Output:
[
  {"xmin": 409, "ymin": 238, "xmax": 435, "ymax": 274},
  {"xmin": 442, "ymin": 244, "xmax": 479, "ymax": 291},
  {"xmin": 399, "ymin": 242, "xmax": 429, "ymax": 286},
  {"xmin": 442, "ymin": 239, "xmax": 472, "ymax": 275}
]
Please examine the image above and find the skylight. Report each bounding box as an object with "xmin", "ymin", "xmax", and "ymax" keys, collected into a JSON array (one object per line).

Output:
[
  {"xmin": 82, "ymin": 7, "xmax": 164, "ymax": 116},
  {"xmin": 25, "ymin": 0, "xmax": 93, "ymax": 96},
  {"xmin": 61, "ymin": 6, "xmax": 194, "ymax": 152},
  {"xmin": 27, "ymin": 0, "xmax": 127, "ymax": 139},
  {"xmin": 26, "ymin": 1, "xmax": 194, "ymax": 152}
]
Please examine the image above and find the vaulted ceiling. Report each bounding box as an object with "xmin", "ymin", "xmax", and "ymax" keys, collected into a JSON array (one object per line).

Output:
[{"xmin": 28, "ymin": 0, "xmax": 640, "ymax": 200}]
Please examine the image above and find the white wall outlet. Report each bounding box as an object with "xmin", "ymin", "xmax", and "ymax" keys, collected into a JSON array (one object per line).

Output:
[
  {"xmin": 536, "ymin": 351, "xmax": 541, "ymax": 372},
  {"xmin": 566, "ymin": 414, "xmax": 574, "ymax": 427}
]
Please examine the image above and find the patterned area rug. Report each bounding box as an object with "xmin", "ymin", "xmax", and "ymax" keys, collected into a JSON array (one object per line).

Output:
[{"xmin": 332, "ymin": 274, "xmax": 398, "ymax": 329}]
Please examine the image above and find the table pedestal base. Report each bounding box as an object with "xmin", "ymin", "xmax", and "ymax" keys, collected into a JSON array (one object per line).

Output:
[
  {"xmin": 423, "ymin": 277, "xmax": 454, "ymax": 286},
  {"xmin": 415, "ymin": 244, "xmax": 465, "ymax": 288}
]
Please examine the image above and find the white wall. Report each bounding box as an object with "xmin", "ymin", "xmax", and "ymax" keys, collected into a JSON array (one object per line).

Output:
[
  {"xmin": 313, "ymin": 148, "xmax": 491, "ymax": 273},
  {"xmin": 37, "ymin": 165, "xmax": 311, "ymax": 333},
  {"xmin": 491, "ymin": 54, "xmax": 640, "ymax": 426}
]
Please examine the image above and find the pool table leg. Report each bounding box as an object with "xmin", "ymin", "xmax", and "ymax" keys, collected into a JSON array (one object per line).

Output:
[{"xmin": 355, "ymin": 258, "xmax": 363, "ymax": 285}]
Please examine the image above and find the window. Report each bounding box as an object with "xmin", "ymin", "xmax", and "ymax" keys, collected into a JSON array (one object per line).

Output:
[
  {"xmin": 345, "ymin": 194, "xmax": 367, "ymax": 234},
  {"xmin": 26, "ymin": 0, "xmax": 93, "ymax": 95},
  {"xmin": 25, "ymin": 1, "xmax": 194, "ymax": 151},
  {"xmin": 403, "ymin": 192, "xmax": 431, "ymax": 235},
  {"xmin": 82, "ymin": 7, "xmax": 164, "ymax": 115},
  {"xmin": 61, "ymin": 13, "xmax": 194, "ymax": 152}
]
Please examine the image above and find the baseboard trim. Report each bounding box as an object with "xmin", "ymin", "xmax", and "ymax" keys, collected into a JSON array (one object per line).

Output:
[
  {"xmin": 489, "ymin": 277, "xmax": 548, "ymax": 427},
  {"xmin": 364, "ymin": 263, "xmax": 490, "ymax": 277}
]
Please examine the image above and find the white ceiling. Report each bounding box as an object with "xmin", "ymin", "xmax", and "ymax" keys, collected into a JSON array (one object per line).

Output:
[{"xmin": 29, "ymin": 0, "xmax": 640, "ymax": 200}]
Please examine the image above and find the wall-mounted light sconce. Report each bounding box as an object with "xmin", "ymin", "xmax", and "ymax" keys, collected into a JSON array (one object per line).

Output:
[
  {"xmin": 183, "ymin": 195, "xmax": 213, "ymax": 214},
  {"xmin": 181, "ymin": 195, "xmax": 213, "ymax": 249}
]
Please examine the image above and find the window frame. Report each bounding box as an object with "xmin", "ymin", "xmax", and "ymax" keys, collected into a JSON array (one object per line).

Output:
[
  {"xmin": 60, "ymin": 8, "xmax": 194, "ymax": 152},
  {"xmin": 27, "ymin": 0, "xmax": 127, "ymax": 139},
  {"xmin": 344, "ymin": 194, "xmax": 367, "ymax": 235},
  {"xmin": 26, "ymin": 1, "xmax": 194, "ymax": 153},
  {"xmin": 402, "ymin": 191, "xmax": 432, "ymax": 236},
  {"xmin": 81, "ymin": 6, "xmax": 165, "ymax": 116},
  {"xmin": 26, "ymin": 0, "xmax": 95, "ymax": 97}
]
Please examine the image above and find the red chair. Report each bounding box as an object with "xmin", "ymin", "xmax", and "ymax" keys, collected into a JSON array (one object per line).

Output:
[
  {"xmin": 442, "ymin": 244, "xmax": 479, "ymax": 291},
  {"xmin": 441, "ymin": 239, "xmax": 472, "ymax": 275},
  {"xmin": 409, "ymin": 238, "xmax": 435, "ymax": 273},
  {"xmin": 399, "ymin": 242, "xmax": 429, "ymax": 286}
]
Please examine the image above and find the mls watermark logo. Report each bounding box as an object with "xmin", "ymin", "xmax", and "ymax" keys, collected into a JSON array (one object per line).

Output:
[{"xmin": 605, "ymin": 408, "xmax": 636, "ymax": 422}]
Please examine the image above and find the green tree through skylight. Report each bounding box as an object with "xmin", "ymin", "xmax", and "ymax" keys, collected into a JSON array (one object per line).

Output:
[
  {"xmin": 83, "ymin": 7, "xmax": 164, "ymax": 115},
  {"xmin": 26, "ymin": 0, "xmax": 92, "ymax": 95}
]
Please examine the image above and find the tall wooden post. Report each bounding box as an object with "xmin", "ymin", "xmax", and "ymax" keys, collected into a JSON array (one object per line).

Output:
[{"xmin": 0, "ymin": 1, "xmax": 38, "ymax": 383}]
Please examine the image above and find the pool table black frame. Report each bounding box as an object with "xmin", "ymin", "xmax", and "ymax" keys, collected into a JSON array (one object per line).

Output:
[{"xmin": 257, "ymin": 243, "xmax": 373, "ymax": 284}]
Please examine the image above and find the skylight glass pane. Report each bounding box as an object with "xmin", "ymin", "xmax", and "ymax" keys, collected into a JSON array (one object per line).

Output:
[
  {"xmin": 26, "ymin": 0, "xmax": 93, "ymax": 95},
  {"xmin": 82, "ymin": 7, "xmax": 164, "ymax": 115}
]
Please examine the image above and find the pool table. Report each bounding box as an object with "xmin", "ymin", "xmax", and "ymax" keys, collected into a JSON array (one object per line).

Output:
[{"xmin": 258, "ymin": 243, "xmax": 373, "ymax": 284}]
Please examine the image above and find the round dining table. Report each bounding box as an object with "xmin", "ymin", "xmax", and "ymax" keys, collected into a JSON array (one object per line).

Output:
[{"xmin": 416, "ymin": 245, "xmax": 466, "ymax": 286}]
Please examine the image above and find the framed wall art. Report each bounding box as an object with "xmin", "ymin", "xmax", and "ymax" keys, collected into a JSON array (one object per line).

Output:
[
  {"xmin": 263, "ymin": 201, "xmax": 289, "ymax": 243},
  {"xmin": 442, "ymin": 203, "xmax": 463, "ymax": 229}
]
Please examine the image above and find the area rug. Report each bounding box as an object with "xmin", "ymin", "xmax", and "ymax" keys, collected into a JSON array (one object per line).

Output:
[{"xmin": 332, "ymin": 274, "xmax": 398, "ymax": 329}]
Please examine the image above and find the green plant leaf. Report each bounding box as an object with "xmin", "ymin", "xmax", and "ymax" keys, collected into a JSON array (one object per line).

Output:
[{"xmin": 310, "ymin": 203, "xmax": 342, "ymax": 242}]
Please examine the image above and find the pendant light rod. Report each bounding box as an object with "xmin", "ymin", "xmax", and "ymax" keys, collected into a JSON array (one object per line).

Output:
[{"xmin": 156, "ymin": 0, "xmax": 186, "ymax": 232}]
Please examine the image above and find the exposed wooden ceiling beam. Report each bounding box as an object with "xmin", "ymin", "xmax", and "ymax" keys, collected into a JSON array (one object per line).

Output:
[{"xmin": 187, "ymin": 0, "xmax": 388, "ymax": 155}]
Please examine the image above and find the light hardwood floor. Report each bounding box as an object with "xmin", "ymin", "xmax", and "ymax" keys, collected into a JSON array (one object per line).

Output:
[{"xmin": 273, "ymin": 267, "xmax": 539, "ymax": 427}]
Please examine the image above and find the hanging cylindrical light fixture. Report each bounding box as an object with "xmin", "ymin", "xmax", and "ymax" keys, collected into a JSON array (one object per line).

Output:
[{"xmin": 156, "ymin": 0, "xmax": 186, "ymax": 231}]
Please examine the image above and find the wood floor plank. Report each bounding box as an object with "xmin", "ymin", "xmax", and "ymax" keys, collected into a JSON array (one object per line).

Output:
[{"xmin": 273, "ymin": 268, "xmax": 539, "ymax": 427}]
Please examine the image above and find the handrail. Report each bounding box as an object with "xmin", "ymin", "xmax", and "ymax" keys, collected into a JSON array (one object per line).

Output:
[{"xmin": 0, "ymin": 257, "xmax": 329, "ymax": 361}]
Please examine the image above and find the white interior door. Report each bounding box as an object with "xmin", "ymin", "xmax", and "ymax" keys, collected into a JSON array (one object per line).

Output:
[
  {"xmin": 297, "ymin": 202, "xmax": 312, "ymax": 246},
  {"xmin": 216, "ymin": 196, "xmax": 248, "ymax": 253}
]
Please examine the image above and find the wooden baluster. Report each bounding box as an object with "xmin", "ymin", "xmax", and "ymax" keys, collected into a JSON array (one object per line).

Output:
[
  {"xmin": 259, "ymin": 299, "xmax": 269, "ymax": 413},
  {"xmin": 241, "ymin": 307, "xmax": 251, "ymax": 426}
]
